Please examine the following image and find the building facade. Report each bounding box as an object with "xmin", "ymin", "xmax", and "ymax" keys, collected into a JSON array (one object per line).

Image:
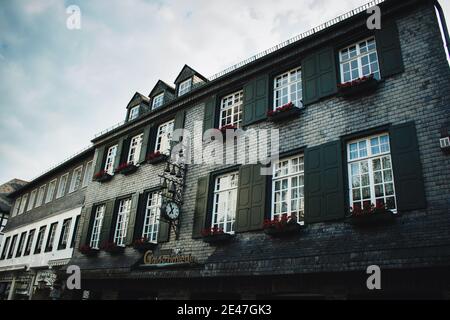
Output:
[
  {"xmin": 0, "ymin": 179, "xmax": 28, "ymax": 245},
  {"xmin": 0, "ymin": 148, "xmax": 94, "ymax": 300},
  {"xmin": 65, "ymin": 0, "xmax": 450, "ymax": 299}
]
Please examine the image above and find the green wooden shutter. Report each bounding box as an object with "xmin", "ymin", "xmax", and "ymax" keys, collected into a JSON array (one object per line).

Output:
[
  {"xmin": 174, "ymin": 110, "xmax": 186, "ymax": 131},
  {"xmin": 139, "ymin": 125, "xmax": 152, "ymax": 163},
  {"xmin": 93, "ymin": 146, "xmax": 106, "ymax": 174},
  {"xmin": 236, "ymin": 164, "xmax": 267, "ymax": 232},
  {"xmin": 99, "ymin": 200, "xmax": 115, "ymax": 245},
  {"xmin": 375, "ymin": 20, "xmax": 404, "ymax": 78},
  {"xmin": 113, "ymin": 138, "xmax": 126, "ymax": 171},
  {"xmin": 301, "ymin": 47, "xmax": 337, "ymax": 105},
  {"xmin": 304, "ymin": 140, "xmax": 345, "ymax": 223},
  {"xmin": 390, "ymin": 122, "xmax": 426, "ymax": 211},
  {"xmin": 133, "ymin": 193, "xmax": 146, "ymax": 240},
  {"xmin": 192, "ymin": 176, "xmax": 210, "ymax": 238},
  {"xmin": 242, "ymin": 75, "xmax": 269, "ymax": 126},
  {"xmin": 126, "ymin": 193, "xmax": 140, "ymax": 245},
  {"xmin": 79, "ymin": 206, "xmax": 93, "ymax": 246},
  {"xmin": 117, "ymin": 136, "xmax": 131, "ymax": 168},
  {"xmin": 171, "ymin": 110, "xmax": 186, "ymax": 152},
  {"xmin": 157, "ymin": 216, "xmax": 170, "ymax": 243},
  {"xmin": 148, "ymin": 126, "xmax": 158, "ymax": 154},
  {"xmin": 203, "ymin": 96, "xmax": 217, "ymax": 132}
]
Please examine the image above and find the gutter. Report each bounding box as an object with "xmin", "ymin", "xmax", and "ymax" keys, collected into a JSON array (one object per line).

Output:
[{"xmin": 434, "ymin": 0, "xmax": 450, "ymax": 59}]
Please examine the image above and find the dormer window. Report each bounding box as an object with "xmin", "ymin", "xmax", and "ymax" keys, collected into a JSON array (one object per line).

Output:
[
  {"xmin": 129, "ymin": 106, "xmax": 140, "ymax": 121},
  {"xmin": 152, "ymin": 93, "xmax": 164, "ymax": 109},
  {"xmin": 178, "ymin": 78, "xmax": 192, "ymax": 96}
]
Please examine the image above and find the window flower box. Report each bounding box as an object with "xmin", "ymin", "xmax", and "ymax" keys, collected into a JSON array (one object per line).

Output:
[
  {"xmin": 267, "ymin": 102, "xmax": 301, "ymax": 123},
  {"xmin": 146, "ymin": 151, "xmax": 168, "ymax": 165},
  {"xmin": 218, "ymin": 125, "xmax": 238, "ymax": 141},
  {"xmin": 263, "ymin": 214, "xmax": 303, "ymax": 237},
  {"xmin": 115, "ymin": 162, "xmax": 138, "ymax": 175},
  {"xmin": 337, "ymin": 74, "xmax": 379, "ymax": 98},
  {"xmin": 349, "ymin": 203, "xmax": 396, "ymax": 227},
  {"xmin": 93, "ymin": 170, "xmax": 113, "ymax": 183},
  {"xmin": 100, "ymin": 241, "xmax": 125, "ymax": 255},
  {"xmin": 201, "ymin": 227, "xmax": 235, "ymax": 245},
  {"xmin": 79, "ymin": 245, "xmax": 99, "ymax": 257},
  {"xmin": 132, "ymin": 237, "xmax": 158, "ymax": 252}
]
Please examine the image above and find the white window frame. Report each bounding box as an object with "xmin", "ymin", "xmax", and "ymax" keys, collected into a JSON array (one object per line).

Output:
[
  {"xmin": 104, "ymin": 145, "xmax": 118, "ymax": 175},
  {"xmin": 35, "ymin": 185, "xmax": 46, "ymax": 208},
  {"xmin": 56, "ymin": 173, "xmax": 68, "ymax": 199},
  {"xmin": 113, "ymin": 198, "xmax": 131, "ymax": 246},
  {"xmin": 142, "ymin": 192, "xmax": 162, "ymax": 243},
  {"xmin": 45, "ymin": 179, "xmax": 57, "ymax": 203},
  {"xmin": 152, "ymin": 93, "xmax": 164, "ymax": 109},
  {"xmin": 129, "ymin": 106, "xmax": 140, "ymax": 121},
  {"xmin": 59, "ymin": 218, "xmax": 72, "ymax": 249},
  {"xmin": 178, "ymin": 78, "xmax": 192, "ymax": 96},
  {"xmin": 273, "ymin": 67, "xmax": 303, "ymax": 110},
  {"xmin": 18, "ymin": 194, "xmax": 28, "ymax": 215},
  {"xmin": 90, "ymin": 205, "xmax": 105, "ymax": 249},
  {"xmin": 347, "ymin": 133, "xmax": 397, "ymax": 212},
  {"xmin": 12, "ymin": 197, "xmax": 21, "ymax": 217},
  {"xmin": 211, "ymin": 171, "xmax": 239, "ymax": 234},
  {"xmin": 272, "ymin": 154, "xmax": 305, "ymax": 224},
  {"xmin": 24, "ymin": 229, "xmax": 35, "ymax": 255},
  {"xmin": 127, "ymin": 134, "xmax": 144, "ymax": 165},
  {"xmin": 27, "ymin": 190, "xmax": 37, "ymax": 211},
  {"xmin": 154, "ymin": 120, "xmax": 174, "ymax": 155},
  {"xmin": 219, "ymin": 90, "xmax": 243, "ymax": 128},
  {"xmin": 69, "ymin": 166, "xmax": 83, "ymax": 193},
  {"xmin": 46, "ymin": 222, "xmax": 58, "ymax": 251},
  {"xmin": 339, "ymin": 37, "xmax": 380, "ymax": 83},
  {"xmin": 82, "ymin": 161, "xmax": 93, "ymax": 188},
  {"xmin": 35, "ymin": 226, "xmax": 46, "ymax": 254}
]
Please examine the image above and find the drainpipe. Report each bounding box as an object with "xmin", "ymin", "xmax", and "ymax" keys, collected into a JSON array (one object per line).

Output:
[{"xmin": 435, "ymin": 0, "xmax": 450, "ymax": 59}]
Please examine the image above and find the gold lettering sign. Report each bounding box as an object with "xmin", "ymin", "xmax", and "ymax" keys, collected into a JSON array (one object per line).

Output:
[{"xmin": 143, "ymin": 251, "xmax": 196, "ymax": 266}]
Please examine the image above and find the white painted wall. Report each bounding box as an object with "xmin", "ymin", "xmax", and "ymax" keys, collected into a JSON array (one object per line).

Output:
[{"xmin": 0, "ymin": 207, "xmax": 81, "ymax": 270}]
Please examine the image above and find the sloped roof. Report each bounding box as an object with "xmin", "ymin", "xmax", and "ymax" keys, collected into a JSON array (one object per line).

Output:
[
  {"xmin": 173, "ymin": 64, "xmax": 208, "ymax": 84},
  {"xmin": 148, "ymin": 80, "xmax": 175, "ymax": 98},
  {"xmin": 126, "ymin": 92, "xmax": 149, "ymax": 109}
]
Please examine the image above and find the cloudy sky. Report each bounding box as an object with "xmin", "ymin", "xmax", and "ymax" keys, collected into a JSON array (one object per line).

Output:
[{"xmin": 1, "ymin": 0, "xmax": 449, "ymax": 184}]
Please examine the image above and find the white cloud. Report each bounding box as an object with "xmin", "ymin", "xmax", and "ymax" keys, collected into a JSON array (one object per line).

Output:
[{"xmin": 0, "ymin": 0, "xmax": 449, "ymax": 183}]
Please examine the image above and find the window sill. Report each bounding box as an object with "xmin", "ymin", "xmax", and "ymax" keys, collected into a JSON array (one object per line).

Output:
[
  {"xmin": 93, "ymin": 173, "xmax": 113, "ymax": 183},
  {"xmin": 202, "ymin": 233, "xmax": 235, "ymax": 245},
  {"xmin": 146, "ymin": 153, "xmax": 168, "ymax": 165},
  {"xmin": 115, "ymin": 164, "xmax": 138, "ymax": 176},
  {"xmin": 263, "ymin": 222, "xmax": 303, "ymax": 238},
  {"xmin": 268, "ymin": 107, "xmax": 302, "ymax": 123},
  {"xmin": 348, "ymin": 209, "xmax": 397, "ymax": 227},
  {"xmin": 337, "ymin": 77, "xmax": 381, "ymax": 98}
]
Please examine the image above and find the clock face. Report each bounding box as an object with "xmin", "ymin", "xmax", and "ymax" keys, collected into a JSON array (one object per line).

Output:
[{"xmin": 165, "ymin": 201, "xmax": 180, "ymax": 220}]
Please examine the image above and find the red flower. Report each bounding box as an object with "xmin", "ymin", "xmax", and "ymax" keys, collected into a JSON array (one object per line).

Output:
[
  {"xmin": 94, "ymin": 170, "xmax": 110, "ymax": 179},
  {"xmin": 263, "ymin": 214, "xmax": 297, "ymax": 229},
  {"xmin": 219, "ymin": 124, "xmax": 237, "ymax": 133},
  {"xmin": 201, "ymin": 227, "xmax": 225, "ymax": 237},
  {"xmin": 146, "ymin": 151, "xmax": 162, "ymax": 160}
]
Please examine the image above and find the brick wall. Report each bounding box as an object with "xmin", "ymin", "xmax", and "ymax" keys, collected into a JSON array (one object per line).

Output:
[{"xmin": 72, "ymin": 1, "xmax": 450, "ymax": 277}]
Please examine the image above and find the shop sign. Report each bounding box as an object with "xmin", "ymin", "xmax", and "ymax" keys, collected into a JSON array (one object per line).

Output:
[{"xmin": 140, "ymin": 250, "xmax": 197, "ymax": 268}]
